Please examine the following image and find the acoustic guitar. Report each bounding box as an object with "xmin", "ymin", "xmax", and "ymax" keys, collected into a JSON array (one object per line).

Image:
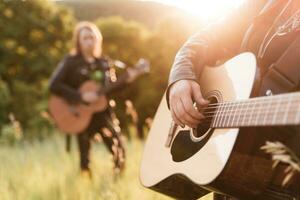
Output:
[
  {"xmin": 140, "ymin": 53, "xmax": 300, "ymax": 199},
  {"xmin": 49, "ymin": 58, "xmax": 150, "ymax": 135}
]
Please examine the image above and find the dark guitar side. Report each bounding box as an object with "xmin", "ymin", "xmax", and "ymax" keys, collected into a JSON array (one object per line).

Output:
[
  {"xmin": 208, "ymin": 127, "xmax": 300, "ymax": 199},
  {"xmin": 150, "ymin": 175, "xmax": 209, "ymax": 200}
]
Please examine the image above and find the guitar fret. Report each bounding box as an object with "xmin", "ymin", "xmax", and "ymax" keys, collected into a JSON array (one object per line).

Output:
[
  {"xmin": 262, "ymin": 97, "xmax": 271, "ymax": 126},
  {"xmin": 214, "ymin": 104, "xmax": 222, "ymax": 128},
  {"xmin": 226, "ymin": 102, "xmax": 233, "ymax": 127},
  {"xmin": 230, "ymin": 102, "xmax": 238, "ymax": 127},
  {"xmin": 246, "ymin": 102, "xmax": 254, "ymax": 126},
  {"xmin": 219, "ymin": 103, "xmax": 227, "ymax": 128},
  {"xmin": 295, "ymin": 103, "xmax": 300, "ymax": 124},
  {"xmin": 241, "ymin": 101, "xmax": 250, "ymax": 126},
  {"xmin": 219, "ymin": 102, "xmax": 230, "ymax": 128},
  {"xmin": 290, "ymin": 94, "xmax": 299, "ymax": 124},
  {"xmin": 213, "ymin": 105, "xmax": 219, "ymax": 127},
  {"xmin": 211, "ymin": 108, "xmax": 216, "ymax": 127},
  {"xmin": 272, "ymin": 97, "xmax": 282, "ymax": 125},
  {"xmin": 217, "ymin": 104, "xmax": 224, "ymax": 128},
  {"xmin": 235, "ymin": 102, "xmax": 243, "ymax": 127},
  {"xmin": 221, "ymin": 102, "xmax": 230, "ymax": 127},
  {"xmin": 254, "ymin": 100, "xmax": 262, "ymax": 126},
  {"xmin": 283, "ymin": 94, "xmax": 292, "ymax": 124}
]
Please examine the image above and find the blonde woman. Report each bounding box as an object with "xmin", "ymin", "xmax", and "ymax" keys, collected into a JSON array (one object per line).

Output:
[{"xmin": 49, "ymin": 21, "xmax": 133, "ymax": 176}]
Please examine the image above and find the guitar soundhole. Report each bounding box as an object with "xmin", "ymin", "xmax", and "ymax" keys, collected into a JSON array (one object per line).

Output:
[{"xmin": 192, "ymin": 96, "xmax": 218, "ymax": 139}]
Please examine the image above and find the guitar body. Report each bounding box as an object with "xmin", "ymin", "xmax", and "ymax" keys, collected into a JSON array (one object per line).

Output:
[
  {"xmin": 49, "ymin": 80, "xmax": 108, "ymax": 134},
  {"xmin": 49, "ymin": 58, "xmax": 150, "ymax": 135},
  {"xmin": 140, "ymin": 53, "xmax": 300, "ymax": 199}
]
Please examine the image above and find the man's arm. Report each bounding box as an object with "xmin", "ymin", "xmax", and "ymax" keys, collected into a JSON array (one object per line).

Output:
[
  {"xmin": 169, "ymin": 0, "xmax": 267, "ymax": 86},
  {"xmin": 168, "ymin": 0, "xmax": 267, "ymax": 128}
]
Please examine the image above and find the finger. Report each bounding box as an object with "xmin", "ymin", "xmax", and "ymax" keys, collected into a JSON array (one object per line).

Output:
[
  {"xmin": 175, "ymin": 100, "xmax": 199, "ymax": 128},
  {"xmin": 178, "ymin": 100, "xmax": 200, "ymax": 128},
  {"xmin": 171, "ymin": 108, "xmax": 185, "ymax": 128},
  {"xmin": 170, "ymin": 98, "xmax": 185, "ymax": 127},
  {"xmin": 191, "ymin": 83, "xmax": 209, "ymax": 106},
  {"xmin": 180, "ymin": 96, "xmax": 204, "ymax": 120}
]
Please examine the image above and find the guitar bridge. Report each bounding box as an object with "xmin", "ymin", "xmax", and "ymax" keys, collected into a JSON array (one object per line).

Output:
[{"xmin": 165, "ymin": 121, "xmax": 178, "ymax": 147}]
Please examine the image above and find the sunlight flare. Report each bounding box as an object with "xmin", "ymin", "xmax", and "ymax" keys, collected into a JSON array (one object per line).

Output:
[{"xmin": 150, "ymin": 0, "xmax": 245, "ymax": 22}]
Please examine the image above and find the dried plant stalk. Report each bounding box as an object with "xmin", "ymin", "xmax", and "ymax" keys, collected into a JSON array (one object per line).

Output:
[{"xmin": 261, "ymin": 141, "xmax": 300, "ymax": 186}]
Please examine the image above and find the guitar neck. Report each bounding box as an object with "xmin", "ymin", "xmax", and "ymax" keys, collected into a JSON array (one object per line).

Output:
[
  {"xmin": 100, "ymin": 60, "xmax": 149, "ymax": 95},
  {"xmin": 99, "ymin": 72, "xmax": 129, "ymax": 95},
  {"xmin": 207, "ymin": 92, "xmax": 300, "ymax": 128}
]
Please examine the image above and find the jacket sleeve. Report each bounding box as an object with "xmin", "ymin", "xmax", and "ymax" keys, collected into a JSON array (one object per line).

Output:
[
  {"xmin": 49, "ymin": 56, "xmax": 82, "ymax": 104},
  {"xmin": 167, "ymin": 0, "xmax": 267, "ymax": 103},
  {"xmin": 99, "ymin": 57, "xmax": 131, "ymax": 95},
  {"xmin": 104, "ymin": 69, "xmax": 130, "ymax": 95}
]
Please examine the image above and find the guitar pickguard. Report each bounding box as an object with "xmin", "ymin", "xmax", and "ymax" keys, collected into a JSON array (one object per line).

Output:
[{"xmin": 171, "ymin": 128, "xmax": 214, "ymax": 162}]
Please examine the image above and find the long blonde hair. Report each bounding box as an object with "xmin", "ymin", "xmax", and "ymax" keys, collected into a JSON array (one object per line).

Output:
[{"xmin": 70, "ymin": 21, "xmax": 103, "ymax": 58}]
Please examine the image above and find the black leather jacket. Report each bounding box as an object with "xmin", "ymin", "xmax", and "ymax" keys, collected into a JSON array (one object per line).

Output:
[{"xmin": 49, "ymin": 54, "xmax": 128, "ymax": 104}]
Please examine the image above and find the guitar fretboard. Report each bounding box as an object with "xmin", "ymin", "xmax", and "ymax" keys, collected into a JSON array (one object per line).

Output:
[{"xmin": 204, "ymin": 92, "xmax": 300, "ymax": 128}]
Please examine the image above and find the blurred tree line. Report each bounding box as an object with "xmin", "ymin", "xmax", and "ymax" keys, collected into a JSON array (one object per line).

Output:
[{"xmin": 0, "ymin": 0, "xmax": 200, "ymax": 142}]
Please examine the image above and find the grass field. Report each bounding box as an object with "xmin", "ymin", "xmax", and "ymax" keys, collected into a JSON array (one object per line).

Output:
[{"xmin": 0, "ymin": 133, "xmax": 213, "ymax": 200}]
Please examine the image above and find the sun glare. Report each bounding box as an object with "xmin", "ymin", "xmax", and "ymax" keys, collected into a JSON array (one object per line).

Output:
[{"xmin": 152, "ymin": 0, "xmax": 245, "ymax": 22}]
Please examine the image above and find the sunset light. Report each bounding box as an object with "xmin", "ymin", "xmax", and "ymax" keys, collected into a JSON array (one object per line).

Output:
[{"xmin": 150, "ymin": 0, "xmax": 245, "ymax": 22}]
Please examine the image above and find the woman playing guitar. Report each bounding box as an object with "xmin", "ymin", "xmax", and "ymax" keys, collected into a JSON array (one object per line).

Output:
[{"xmin": 49, "ymin": 21, "xmax": 139, "ymax": 177}]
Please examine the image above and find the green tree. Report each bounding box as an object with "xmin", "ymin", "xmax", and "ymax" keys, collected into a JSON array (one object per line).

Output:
[{"xmin": 0, "ymin": 0, "xmax": 75, "ymax": 137}]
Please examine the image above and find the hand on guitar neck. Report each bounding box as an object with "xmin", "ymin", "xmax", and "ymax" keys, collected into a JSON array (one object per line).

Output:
[
  {"xmin": 126, "ymin": 58, "xmax": 150, "ymax": 83},
  {"xmin": 126, "ymin": 67, "xmax": 140, "ymax": 83}
]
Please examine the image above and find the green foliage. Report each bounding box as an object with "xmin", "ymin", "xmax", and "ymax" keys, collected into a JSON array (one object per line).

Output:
[
  {"xmin": 0, "ymin": 0, "xmax": 75, "ymax": 137},
  {"xmin": 0, "ymin": 124, "xmax": 18, "ymax": 145},
  {"xmin": 0, "ymin": 0, "xmax": 74, "ymax": 82},
  {"xmin": 96, "ymin": 16, "xmax": 148, "ymax": 63},
  {"xmin": 0, "ymin": 78, "xmax": 11, "ymax": 125}
]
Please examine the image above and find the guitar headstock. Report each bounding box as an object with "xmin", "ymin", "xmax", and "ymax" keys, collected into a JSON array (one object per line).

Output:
[{"xmin": 133, "ymin": 58, "xmax": 150, "ymax": 75}]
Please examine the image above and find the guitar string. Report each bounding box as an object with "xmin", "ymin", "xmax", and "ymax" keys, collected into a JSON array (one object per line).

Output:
[
  {"xmin": 191, "ymin": 112, "xmax": 300, "ymax": 128},
  {"xmin": 197, "ymin": 96, "xmax": 300, "ymax": 114},
  {"xmin": 203, "ymin": 109, "xmax": 300, "ymax": 120},
  {"xmin": 196, "ymin": 109, "xmax": 300, "ymax": 127},
  {"xmin": 202, "ymin": 106, "xmax": 300, "ymax": 122},
  {"xmin": 197, "ymin": 93, "xmax": 300, "ymax": 111},
  {"xmin": 202, "ymin": 102, "xmax": 300, "ymax": 116}
]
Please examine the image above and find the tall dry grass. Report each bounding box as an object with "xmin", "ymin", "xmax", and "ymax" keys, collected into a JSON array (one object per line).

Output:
[{"xmin": 0, "ymin": 133, "xmax": 212, "ymax": 200}]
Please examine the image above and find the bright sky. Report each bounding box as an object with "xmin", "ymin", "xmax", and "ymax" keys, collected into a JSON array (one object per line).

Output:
[{"xmin": 149, "ymin": 0, "xmax": 245, "ymax": 22}]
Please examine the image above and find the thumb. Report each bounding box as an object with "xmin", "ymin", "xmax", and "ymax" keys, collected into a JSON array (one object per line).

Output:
[{"xmin": 191, "ymin": 82, "xmax": 209, "ymax": 106}]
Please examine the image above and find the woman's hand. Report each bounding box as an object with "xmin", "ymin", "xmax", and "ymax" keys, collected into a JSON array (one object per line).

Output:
[
  {"xmin": 81, "ymin": 92, "xmax": 99, "ymax": 103},
  {"xmin": 126, "ymin": 68, "xmax": 140, "ymax": 83},
  {"xmin": 169, "ymin": 80, "xmax": 209, "ymax": 128}
]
